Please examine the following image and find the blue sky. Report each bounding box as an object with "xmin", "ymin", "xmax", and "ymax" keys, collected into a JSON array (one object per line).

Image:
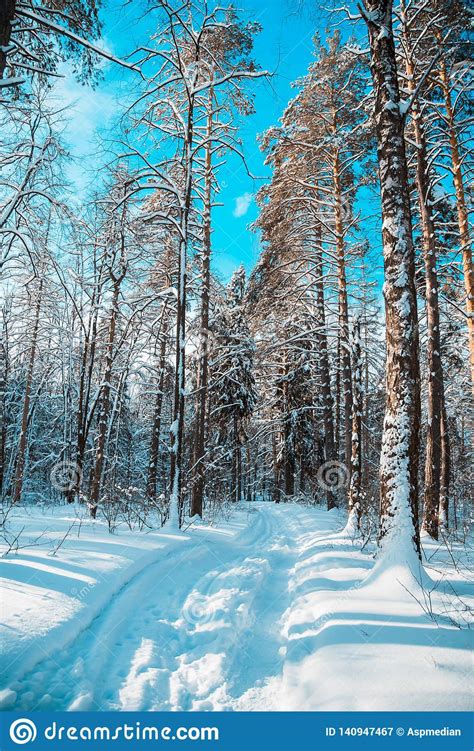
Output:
[{"xmin": 52, "ymin": 0, "xmax": 337, "ymax": 282}]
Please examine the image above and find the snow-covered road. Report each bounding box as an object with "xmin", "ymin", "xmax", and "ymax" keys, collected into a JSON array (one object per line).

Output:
[{"xmin": 1, "ymin": 503, "xmax": 472, "ymax": 711}]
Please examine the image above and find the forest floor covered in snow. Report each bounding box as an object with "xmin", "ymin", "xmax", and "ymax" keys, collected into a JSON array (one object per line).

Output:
[{"xmin": 0, "ymin": 502, "xmax": 472, "ymax": 712}]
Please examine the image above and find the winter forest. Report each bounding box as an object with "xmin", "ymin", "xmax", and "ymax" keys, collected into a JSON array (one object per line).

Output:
[{"xmin": 0, "ymin": 0, "xmax": 472, "ymax": 715}]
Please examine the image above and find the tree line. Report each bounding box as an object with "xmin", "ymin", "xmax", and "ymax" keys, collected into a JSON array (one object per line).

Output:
[{"xmin": 0, "ymin": 0, "xmax": 471, "ymax": 563}]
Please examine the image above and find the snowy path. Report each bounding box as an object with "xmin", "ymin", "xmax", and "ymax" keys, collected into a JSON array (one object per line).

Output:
[
  {"xmin": 4, "ymin": 504, "xmax": 312, "ymax": 711},
  {"xmin": 1, "ymin": 503, "xmax": 472, "ymax": 711}
]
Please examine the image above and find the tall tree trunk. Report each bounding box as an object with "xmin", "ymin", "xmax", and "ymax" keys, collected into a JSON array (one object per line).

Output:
[
  {"xmin": 436, "ymin": 38, "xmax": 474, "ymax": 391},
  {"xmin": 363, "ymin": 322, "xmax": 370, "ymax": 488},
  {"xmin": 282, "ymin": 357, "xmax": 295, "ymax": 497},
  {"xmin": 234, "ymin": 416, "xmax": 243, "ymax": 503},
  {"xmin": 103, "ymin": 366, "xmax": 127, "ymax": 491},
  {"xmin": 402, "ymin": 14, "xmax": 446, "ymax": 540},
  {"xmin": 146, "ymin": 312, "xmax": 168, "ymax": 503},
  {"xmin": 89, "ymin": 279, "xmax": 121, "ymax": 518},
  {"xmin": 12, "ymin": 283, "xmax": 42, "ymax": 504},
  {"xmin": 0, "ymin": 0, "xmax": 15, "ymax": 80},
  {"xmin": 245, "ymin": 443, "xmax": 252, "ymax": 501},
  {"xmin": 363, "ymin": 0, "xmax": 421, "ymax": 559},
  {"xmin": 191, "ymin": 80, "xmax": 213, "ymax": 518},
  {"xmin": 334, "ymin": 329, "xmax": 341, "ymax": 460},
  {"xmin": 333, "ymin": 150, "xmax": 353, "ymax": 474},
  {"xmin": 272, "ymin": 431, "xmax": 280, "ymax": 503},
  {"xmin": 231, "ymin": 417, "xmax": 237, "ymax": 501},
  {"xmin": 168, "ymin": 107, "xmax": 194, "ymax": 528},
  {"xmin": 347, "ymin": 318, "xmax": 363, "ymax": 531},
  {"xmin": 0, "ymin": 337, "xmax": 7, "ymax": 496},
  {"xmin": 283, "ymin": 409, "xmax": 295, "ymax": 497},
  {"xmin": 68, "ymin": 335, "xmax": 89, "ymax": 503},
  {"xmin": 314, "ymin": 225, "xmax": 336, "ymax": 509},
  {"xmin": 68, "ymin": 277, "xmax": 101, "ymax": 503},
  {"xmin": 439, "ymin": 403, "xmax": 450, "ymax": 529},
  {"xmin": 284, "ymin": 451, "xmax": 295, "ymax": 496}
]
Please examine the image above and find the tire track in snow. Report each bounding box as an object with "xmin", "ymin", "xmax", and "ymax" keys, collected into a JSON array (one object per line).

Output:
[
  {"xmin": 106, "ymin": 507, "xmax": 278, "ymax": 710},
  {"xmin": 11, "ymin": 505, "xmax": 278, "ymax": 711}
]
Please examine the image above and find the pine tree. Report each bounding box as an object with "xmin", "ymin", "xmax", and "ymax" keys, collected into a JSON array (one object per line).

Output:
[
  {"xmin": 347, "ymin": 318, "xmax": 363, "ymax": 532},
  {"xmin": 209, "ymin": 267, "xmax": 257, "ymax": 503},
  {"xmin": 0, "ymin": 0, "xmax": 138, "ymax": 91},
  {"xmin": 397, "ymin": 0, "xmax": 448, "ymax": 541},
  {"xmin": 361, "ymin": 0, "xmax": 421, "ymax": 563}
]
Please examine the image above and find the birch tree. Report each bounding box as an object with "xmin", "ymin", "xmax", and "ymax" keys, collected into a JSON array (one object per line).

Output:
[{"xmin": 126, "ymin": 0, "xmax": 264, "ymax": 526}]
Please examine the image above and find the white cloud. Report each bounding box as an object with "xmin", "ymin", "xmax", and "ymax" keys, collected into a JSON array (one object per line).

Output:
[
  {"xmin": 233, "ymin": 192, "xmax": 253, "ymax": 218},
  {"xmin": 47, "ymin": 60, "xmax": 120, "ymax": 195},
  {"xmin": 50, "ymin": 65, "xmax": 117, "ymax": 153}
]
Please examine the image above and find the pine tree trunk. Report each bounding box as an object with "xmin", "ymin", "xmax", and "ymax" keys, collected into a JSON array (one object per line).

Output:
[
  {"xmin": 12, "ymin": 283, "xmax": 42, "ymax": 504},
  {"xmin": 283, "ymin": 357, "xmax": 295, "ymax": 497},
  {"xmin": 272, "ymin": 431, "xmax": 280, "ymax": 503},
  {"xmin": 0, "ymin": 0, "xmax": 15, "ymax": 80},
  {"xmin": 439, "ymin": 404, "xmax": 450, "ymax": 528},
  {"xmin": 363, "ymin": 0, "xmax": 421, "ymax": 558},
  {"xmin": 246, "ymin": 443, "xmax": 252, "ymax": 501},
  {"xmin": 437, "ymin": 40, "xmax": 474, "ymax": 391},
  {"xmin": 333, "ymin": 151, "xmax": 353, "ymax": 475},
  {"xmin": 230, "ymin": 416, "xmax": 244, "ymax": 503},
  {"xmin": 284, "ymin": 440, "xmax": 295, "ymax": 497},
  {"xmin": 347, "ymin": 320, "xmax": 363, "ymax": 531},
  {"xmin": 236, "ymin": 425, "xmax": 242, "ymax": 503},
  {"xmin": 415, "ymin": 160, "xmax": 442, "ymax": 542},
  {"xmin": 334, "ymin": 329, "xmax": 341, "ymax": 460},
  {"xmin": 363, "ymin": 326, "xmax": 370, "ymax": 488},
  {"xmin": 314, "ymin": 227, "xmax": 336, "ymax": 509},
  {"xmin": 402, "ymin": 21, "xmax": 446, "ymax": 541},
  {"xmin": 252, "ymin": 451, "xmax": 257, "ymax": 501},
  {"xmin": 191, "ymin": 82, "xmax": 213, "ymax": 518},
  {"xmin": 231, "ymin": 414, "xmax": 237, "ymax": 502}
]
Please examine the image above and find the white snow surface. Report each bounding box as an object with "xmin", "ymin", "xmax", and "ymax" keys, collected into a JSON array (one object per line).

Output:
[{"xmin": 0, "ymin": 502, "xmax": 472, "ymax": 712}]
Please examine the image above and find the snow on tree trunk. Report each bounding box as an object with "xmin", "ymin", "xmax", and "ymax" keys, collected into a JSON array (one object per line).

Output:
[
  {"xmin": 0, "ymin": 0, "xmax": 15, "ymax": 80},
  {"xmin": 0, "ymin": 336, "xmax": 7, "ymax": 496},
  {"xmin": 68, "ymin": 266, "xmax": 102, "ymax": 503},
  {"xmin": 439, "ymin": 404, "xmax": 451, "ymax": 529},
  {"xmin": 314, "ymin": 228, "xmax": 337, "ymax": 510},
  {"xmin": 346, "ymin": 318, "xmax": 363, "ymax": 535},
  {"xmin": 333, "ymin": 151, "xmax": 353, "ymax": 477},
  {"xmin": 362, "ymin": 0, "xmax": 421, "ymax": 567},
  {"xmin": 147, "ymin": 310, "xmax": 168, "ymax": 504},
  {"xmin": 12, "ymin": 281, "xmax": 42, "ymax": 504},
  {"xmin": 167, "ymin": 113, "xmax": 193, "ymax": 530},
  {"xmin": 436, "ymin": 35, "xmax": 474, "ymax": 395},
  {"xmin": 89, "ymin": 279, "xmax": 120, "ymax": 519},
  {"xmin": 400, "ymin": 4, "xmax": 447, "ymax": 541},
  {"xmin": 191, "ymin": 81, "xmax": 213, "ymax": 519}
]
